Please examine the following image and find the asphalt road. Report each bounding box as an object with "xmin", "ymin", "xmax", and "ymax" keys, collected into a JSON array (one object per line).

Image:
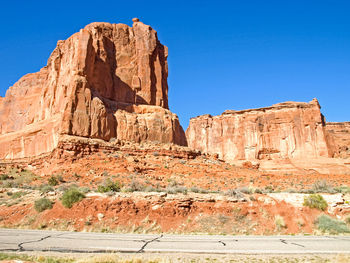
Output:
[{"xmin": 0, "ymin": 229, "xmax": 349, "ymax": 254}]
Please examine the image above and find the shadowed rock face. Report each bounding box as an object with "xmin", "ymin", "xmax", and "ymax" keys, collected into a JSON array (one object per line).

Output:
[
  {"xmin": 0, "ymin": 20, "xmax": 187, "ymax": 159},
  {"xmin": 186, "ymin": 99, "xmax": 334, "ymax": 162}
]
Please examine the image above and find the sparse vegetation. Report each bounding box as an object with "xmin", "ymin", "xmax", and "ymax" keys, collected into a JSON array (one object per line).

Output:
[
  {"xmin": 126, "ymin": 180, "xmax": 146, "ymax": 192},
  {"xmin": 39, "ymin": 184, "xmax": 54, "ymax": 194},
  {"xmin": 334, "ymin": 185, "xmax": 350, "ymax": 194},
  {"xmin": 166, "ymin": 186, "xmax": 188, "ymax": 194},
  {"xmin": 303, "ymin": 194, "xmax": 328, "ymax": 211},
  {"xmin": 0, "ymin": 174, "xmax": 9, "ymax": 180},
  {"xmin": 316, "ymin": 214, "xmax": 350, "ymax": 234},
  {"xmin": 225, "ymin": 189, "xmax": 246, "ymax": 199},
  {"xmin": 311, "ymin": 180, "xmax": 335, "ymax": 193},
  {"xmin": 61, "ymin": 187, "xmax": 85, "ymax": 208},
  {"xmin": 10, "ymin": 191, "xmax": 27, "ymax": 199},
  {"xmin": 275, "ymin": 215, "xmax": 286, "ymax": 231},
  {"xmin": 48, "ymin": 175, "xmax": 59, "ymax": 186},
  {"xmin": 345, "ymin": 216, "xmax": 350, "ymax": 225},
  {"xmin": 97, "ymin": 178, "xmax": 121, "ymax": 193},
  {"xmin": 0, "ymin": 168, "xmax": 37, "ymax": 188},
  {"xmin": 34, "ymin": 198, "xmax": 53, "ymax": 212},
  {"xmin": 0, "ymin": 252, "xmax": 346, "ymax": 263},
  {"xmin": 190, "ymin": 186, "xmax": 209, "ymax": 194}
]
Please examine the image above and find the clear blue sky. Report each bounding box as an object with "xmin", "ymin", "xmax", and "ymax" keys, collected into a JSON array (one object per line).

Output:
[{"xmin": 1, "ymin": 0, "xmax": 349, "ymax": 129}]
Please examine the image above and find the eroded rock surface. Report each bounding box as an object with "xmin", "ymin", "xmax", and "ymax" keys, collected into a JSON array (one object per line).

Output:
[
  {"xmin": 186, "ymin": 99, "xmax": 333, "ymax": 162},
  {"xmin": 0, "ymin": 19, "xmax": 186, "ymax": 159},
  {"xmin": 326, "ymin": 122, "xmax": 350, "ymax": 159}
]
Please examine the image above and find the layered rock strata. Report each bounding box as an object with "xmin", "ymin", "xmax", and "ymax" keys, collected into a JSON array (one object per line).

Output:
[
  {"xmin": 186, "ymin": 99, "xmax": 334, "ymax": 162},
  {"xmin": 326, "ymin": 122, "xmax": 350, "ymax": 159},
  {"xmin": 0, "ymin": 19, "xmax": 186, "ymax": 159}
]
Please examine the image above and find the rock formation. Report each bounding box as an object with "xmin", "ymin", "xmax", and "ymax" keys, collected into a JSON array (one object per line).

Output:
[
  {"xmin": 0, "ymin": 19, "xmax": 186, "ymax": 159},
  {"xmin": 186, "ymin": 99, "xmax": 334, "ymax": 162},
  {"xmin": 326, "ymin": 122, "xmax": 350, "ymax": 159}
]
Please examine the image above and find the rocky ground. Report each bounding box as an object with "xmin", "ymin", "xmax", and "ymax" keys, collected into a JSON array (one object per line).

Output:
[
  {"xmin": 1, "ymin": 252, "xmax": 350, "ymax": 263},
  {"xmin": 0, "ymin": 142, "xmax": 349, "ymax": 235}
]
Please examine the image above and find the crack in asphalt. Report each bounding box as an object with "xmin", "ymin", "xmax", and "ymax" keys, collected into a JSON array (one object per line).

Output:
[
  {"xmin": 279, "ymin": 239, "xmax": 305, "ymax": 248},
  {"xmin": 137, "ymin": 234, "xmax": 163, "ymax": 253},
  {"xmin": 218, "ymin": 241, "xmax": 226, "ymax": 246},
  {"xmin": 18, "ymin": 234, "xmax": 54, "ymax": 251},
  {"xmin": 290, "ymin": 242, "xmax": 305, "ymax": 248}
]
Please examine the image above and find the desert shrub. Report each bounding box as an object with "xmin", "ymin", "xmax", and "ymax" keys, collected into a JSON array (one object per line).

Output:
[
  {"xmin": 275, "ymin": 215, "xmax": 286, "ymax": 231},
  {"xmin": 11, "ymin": 191, "xmax": 27, "ymax": 199},
  {"xmin": 254, "ymin": 188, "xmax": 263, "ymax": 194},
  {"xmin": 311, "ymin": 180, "xmax": 335, "ymax": 193},
  {"xmin": 316, "ymin": 215, "xmax": 350, "ymax": 234},
  {"xmin": 334, "ymin": 185, "xmax": 350, "ymax": 194},
  {"xmin": 97, "ymin": 179, "xmax": 120, "ymax": 193},
  {"xmin": 34, "ymin": 198, "xmax": 53, "ymax": 212},
  {"xmin": 39, "ymin": 184, "xmax": 54, "ymax": 194},
  {"xmin": 263, "ymin": 185, "xmax": 274, "ymax": 193},
  {"xmin": 0, "ymin": 174, "xmax": 10, "ymax": 180},
  {"xmin": 190, "ymin": 187, "xmax": 209, "ymax": 194},
  {"xmin": 48, "ymin": 176, "xmax": 59, "ymax": 186},
  {"xmin": 80, "ymin": 187, "xmax": 91, "ymax": 194},
  {"xmin": 167, "ymin": 179, "xmax": 181, "ymax": 188},
  {"xmin": 345, "ymin": 216, "xmax": 350, "ymax": 225},
  {"xmin": 166, "ymin": 186, "xmax": 188, "ymax": 194},
  {"xmin": 127, "ymin": 180, "xmax": 146, "ymax": 192},
  {"xmin": 237, "ymin": 186, "xmax": 253, "ymax": 194},
  {"xmin": 61, "ymin": 187, "xmax": 85, "ymax": 208},
  {"xmin": 225, "ymin": 189, "xmax": 245, "ymax": 199},
  {"xmin": 303, "ymin": 194, "xmax": 328, "ymax": 211},
  {"xmin": 1, "ymin": 169, "xmax": 37, "ymax": 188}
]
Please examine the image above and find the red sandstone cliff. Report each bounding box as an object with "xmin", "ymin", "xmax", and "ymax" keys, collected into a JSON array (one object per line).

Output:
[
  {"xmin": 326, "ymin": 122, "xmax": 350, "ymax": 159},
  {"xmin": 186, "ymin": 99, "xmax": 334, "ymax": 162},
  {"xmin": 0, "ymin": 19, "xmax": 186, "ymax": 159}
]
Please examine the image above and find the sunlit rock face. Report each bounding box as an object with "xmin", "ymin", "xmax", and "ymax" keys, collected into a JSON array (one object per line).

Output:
[
  {"xmin": 186, "ymin": 99, "xmax": 334, "ymax": 162},
  {"xmin": 0, "ymin": 20, "xmax": 186, "ymax": 159},
  {"xmin": 326, "ymin": 122, "xmax": 350, "ymax": 159}
]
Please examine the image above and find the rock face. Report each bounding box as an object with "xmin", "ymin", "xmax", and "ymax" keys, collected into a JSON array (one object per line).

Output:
[
  {"xmin": 326, "ymin": 122, "xmax": 350, "ymax": 159},
  {"xmin": 186, "ymin": 99, "xmax": 334, "ymax": 162},
  {"xmin": 0, "ymin": 20, "xmax": 186, "ymax": 159}
]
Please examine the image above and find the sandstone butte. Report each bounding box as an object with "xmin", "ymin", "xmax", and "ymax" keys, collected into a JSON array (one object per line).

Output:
[
  {"xmin": 0, "ymin": 19, "xmax": 349, "ymax": 171},
  {"xmin": 0, "ymin": 19, "xmax": 187, "ymax": 159},
  {"xmin": 186, "ymin": 99, "xmax": 350, "ymax": 172}
]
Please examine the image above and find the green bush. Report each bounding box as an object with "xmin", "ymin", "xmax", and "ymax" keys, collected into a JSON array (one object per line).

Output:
[
  {"xmin": 97, "ymin": 179, "xmax": 120, "ymax": 193},
  {"xmin": 303, "ymin": 194, "xmax": 328, "ymax": 211},
  {"xmin": 34, "ymin": 198, "xmax": 53, "ymax": 212},
  {"xmin": 316, "ymin": 215, "xmax": 350, "ymax": 234},
  {"xmin": 48, "ymin": 176, "xmax": 59, "ymax": 186},
  {"xmin": 61, "ymin": 187, "xmax": 85, "ymax": 208},
  {"xmin": 11, "ymin": 191, "xmax": 27, "ymax": 199},
  {"xmin": 0, "ymin": 174, "xmax": 10, "ymax": 180}
]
